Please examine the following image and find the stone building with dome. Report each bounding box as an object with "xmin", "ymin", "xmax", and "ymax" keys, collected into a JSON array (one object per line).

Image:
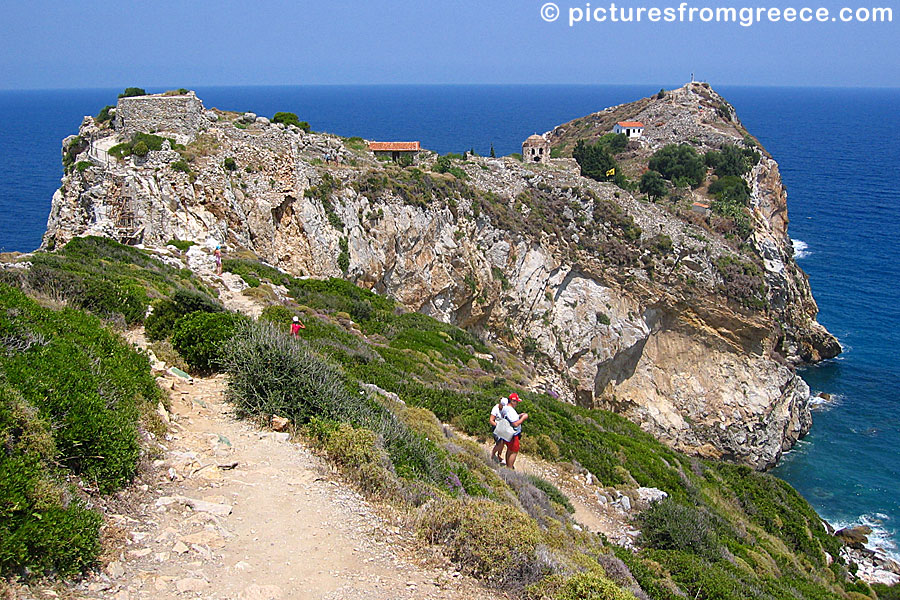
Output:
[{"xmin": 522, "ymin": 134, "xmax": 550, "ymax": 164}]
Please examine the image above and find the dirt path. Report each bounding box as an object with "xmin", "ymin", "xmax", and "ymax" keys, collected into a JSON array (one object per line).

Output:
[{"xmin": 62, "ymin": 366, "xmax": 506, "ymax": 600}]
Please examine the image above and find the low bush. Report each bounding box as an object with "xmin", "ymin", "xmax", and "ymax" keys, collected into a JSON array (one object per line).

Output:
[
  {"xmin": 535, "ymin": 569, "xmax": 637, "ymax": 600},
  {"xmin": 0, "ymin": 284, "xmax": 160, "ymax": 493},
  {"xmin": 272, "ymin": 112, "xmax": 310, "ymax": 132},
  {"xmin": 24, "ymin": 237, "xmax": 204, "ymax": 325},
  {"xmin": 171, "ymin": 311, "xmax": 247, "ymax": 373},
  {"xmin": 0, "ymin": 383, "xmax": 103, "ymax": 577},
  {"xmin": 638, "ymin": 498, "xmax": 719, "ymax": 560},
  {"xmin": 145, "ymin": 288, "xmax": 223, "ymax": 341},
  {"xmin": 118, "ymin": 87, "xmax": 146, "ymax": 98},
  {"xmin": 418, "ymin": 498, "xmax": 542, "ymax": 585},
  {"xmin": 223, "ymin": 157, "xmax": 237, "ymax": 171},
  {"xmin": 166, "ymin": 238, "xmax": 195, "ymax": 252},
  {"xmin": 96, "ymin": 105, "xmax": 115, "ymax": 123},
  {"xmin": 75, "ymin": 161, "xmax": 91, "ymax": 173}
]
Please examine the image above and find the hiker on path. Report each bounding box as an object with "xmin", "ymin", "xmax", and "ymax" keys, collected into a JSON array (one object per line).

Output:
[
  {"xmin": 214, "ymin": 244, "xmax": 223, "ymax": 275},
  {"xmin": 502, "ymin": 392, "xmax": 528, "ymax": 470},
  {"xmin": 290, "ymin": 315, "xmax": 305, "ymax": 337},
  {"xmin": 489, "ymin": 397, "xmax": 509, "ymax": 465}
]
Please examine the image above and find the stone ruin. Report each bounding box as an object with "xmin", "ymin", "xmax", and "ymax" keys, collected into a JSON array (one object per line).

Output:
[
  {"xmin": 113, "ymin": 92, "xmax": 206, "ymax": 144},
  {"xmin": 522, "ymin": 134, "xmax": 550, "ymax": 164}
]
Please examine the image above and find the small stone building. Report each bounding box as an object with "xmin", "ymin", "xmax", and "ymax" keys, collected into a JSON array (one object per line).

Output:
[
  {"xmin": 522, "ymin": 134, "xmax": 550, "ymax": 164},
  {"xmin": 114, "ymin": 92, "xmax": 206, "ymax": 143},
  {"xmin": 613, "ymin": 121, "xmax": 645, "ymax": 139},
  {"xmin": 368, "ymin": 141, "xmax": 421, "ymax": 162}
]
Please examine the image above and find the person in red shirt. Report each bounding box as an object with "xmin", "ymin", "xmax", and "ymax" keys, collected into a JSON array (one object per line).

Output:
[{"xmin": 290, "ymin": 315, "xmax": 305, "ymax": 337}]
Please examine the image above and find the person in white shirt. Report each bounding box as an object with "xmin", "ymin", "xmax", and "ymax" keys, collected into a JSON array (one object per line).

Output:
[
  {"xmin": 501, "ymin": 392, "xmax": 528, "ymax": 469},
  {"xmin": 489, "ymin": 397, "xmax": 509, "ymax": 464}
]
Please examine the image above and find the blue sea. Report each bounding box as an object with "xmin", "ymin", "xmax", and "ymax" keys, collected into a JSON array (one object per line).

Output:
[{"xmin": 1, "ymin": 85, "xmax": 898, "ymax": 555}]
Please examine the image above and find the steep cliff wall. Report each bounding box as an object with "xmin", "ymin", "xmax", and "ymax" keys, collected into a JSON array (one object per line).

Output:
[{"xmin": 43, "ymin": 85, "xmax": 839, "ymax": 469}]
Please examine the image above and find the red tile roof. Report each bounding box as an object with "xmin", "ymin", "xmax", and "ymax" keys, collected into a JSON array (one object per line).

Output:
[
  {"xmin": 617, "ymin": 121, "xmax": 645, "ymax": 128},
  {"xmin": 368, "ymin": 141, "xmax": 421, "ymax": 152},
  {"xmin": 692, "ymin": 202, "xmax": 710, "ymax": 209}
]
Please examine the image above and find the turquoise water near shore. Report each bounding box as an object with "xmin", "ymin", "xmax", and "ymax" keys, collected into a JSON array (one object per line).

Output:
[{"xmin": 1, "ymin": 84, "xmax": 897, "ymax": 555}]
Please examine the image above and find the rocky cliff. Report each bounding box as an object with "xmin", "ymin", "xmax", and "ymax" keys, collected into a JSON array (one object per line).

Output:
[{"xmin": 43, "ymin": 84, "xmax": 839, "ymax": 469}]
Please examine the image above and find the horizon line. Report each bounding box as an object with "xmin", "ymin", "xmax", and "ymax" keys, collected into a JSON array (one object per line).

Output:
[{"xmin": 2, "ymin": 82, "xmax": 900, "ymax": 93}]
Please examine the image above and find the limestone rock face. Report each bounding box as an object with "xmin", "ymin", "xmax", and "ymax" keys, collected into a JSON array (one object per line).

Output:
[{"xmin": 43, "ymin": 85, "xmax": 839, "ymax": 469}]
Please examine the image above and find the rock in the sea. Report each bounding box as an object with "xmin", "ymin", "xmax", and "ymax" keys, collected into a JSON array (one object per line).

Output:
[{"xmin": 836, "ymin": 525, "xmax": 872, "ymax": 549}]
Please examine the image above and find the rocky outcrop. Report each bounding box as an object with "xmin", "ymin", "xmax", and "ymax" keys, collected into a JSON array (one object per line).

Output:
[{"xmin": 42, "ymin": 85, "xmax": 838, "ymax": 469}]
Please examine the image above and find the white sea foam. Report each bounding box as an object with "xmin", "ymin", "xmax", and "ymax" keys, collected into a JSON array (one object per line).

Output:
[
  {"xmin": 808, "ymin": 392, "xmax": 842, "ymax": 410},
  {"xmin": 792, "ymin": 239, "xmax": 810, "ymax": 259},
  {"xmin": 832, "ymin": 513, "xmax": 900, "ymax": 561}
]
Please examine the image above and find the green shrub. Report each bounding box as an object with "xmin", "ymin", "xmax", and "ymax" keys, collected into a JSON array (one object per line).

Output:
[
  {"xmin": 145, "ymin": 288, "xmax": 223, "ymax": 341},
  {"xmin": 0, "ymin": 384, "xmax": 103, "ymax": 577},
  {"xmin": 75, "ymin": 161, "xmax": 91, "ymax": 173},
  {"xmin": 309, "ymin": 419, "xmax": 397, "ymax": 495},
  {"xmin": 714, "ymin": 255, "xmax": 766, "ymax": 309},
  {"xmin": 573, "ymin": 139, "xmax": 617, "ymax": 182},
  {"xmin": 0, "ymin": 284, "xmax": 160, "ymax": 493},
  {"xmin": 527, "ymin": 474, "xmax": 574, "ymax": 513},
  {"xmin": 433, "ymin": 155, "xmax": 467, "ymax": 179},
  {"xmin": 272, "ymin": 112, "xmax": 301, "ymax": 127},
  {"xmin": 639, "ymin": 170, "xmax": 667, "ymax": 201},
  {"xmin": 171, "ymin": 159, "xmax": 191, "ymax": 173},
  {"xmin": 638, "ymin": 498, "xmax": 719, "ymax": 560},
  {"xmin": 132, "ymin": 140, "xmax": 149, "ymax": 157},
  {"xmin": 223, "ymin": 157, "xmax": 237, "ymax": 171},
  {"xmin": 705, "ymin": 144, "xmax": 760, "ymax": 178},
  {"xmin": 418, "ymin": 498, "xmax": 542, "ymax": 585},
  {"xmin": 338, "ymin": 237, "xmax": 350, "ymax": 273},
  {"xmin": 118, "ymin": 87, "xmax": 146, "ymax": 98},
  {"xmin": 26, "ymin": 236, "xmax": 207, "ymax": 325},
  {"xmin": 171, "ymin": 311, "xmax": 247, "ymax": 373},
  {"xmin": 166, "ymin": 238, "xmax": 195, "ymax": 251},
  {"xmin": 536, "ymin": 569, "xmax": 636, "ymax": 600},
  {"xmin": 96, "ymin": 105, "xmax": 115, "ymax": 122},
  {"xmin": 259, "ymin": 304, "xmax": 294, "ymax": 325},
  {"xmin": 648, "ymin": 144, "xmax": 705, "ymax": 188},
  {"xmin": 521, "ymin": 432, "xmax": 562, "ymax": 461}
]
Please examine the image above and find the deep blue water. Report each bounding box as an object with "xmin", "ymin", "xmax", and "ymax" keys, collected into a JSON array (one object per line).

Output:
[{"xmin": 1, "ymin": 85, "xmax": 897, "ymax": 555}]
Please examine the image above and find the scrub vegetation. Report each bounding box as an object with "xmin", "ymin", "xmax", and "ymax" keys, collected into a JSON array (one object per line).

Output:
[{"xmin": 0, "ymin": 238, "xmax": 884, "ymax": 599}]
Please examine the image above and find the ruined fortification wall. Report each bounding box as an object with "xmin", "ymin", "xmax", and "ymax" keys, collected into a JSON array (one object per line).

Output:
[{"xmin": 114, "ymin": 93, "xmax": 206, "ymax": 142}]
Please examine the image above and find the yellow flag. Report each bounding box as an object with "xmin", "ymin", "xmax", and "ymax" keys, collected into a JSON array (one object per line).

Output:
[{"xmin": 606, "ymin": 167, "xmax": 616, "ymax": 177}]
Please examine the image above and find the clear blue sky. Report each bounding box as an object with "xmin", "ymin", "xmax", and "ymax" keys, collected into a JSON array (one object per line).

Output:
[{"xmin": 1, "ymin": 0, "xmax": 897, "ymax": 89}]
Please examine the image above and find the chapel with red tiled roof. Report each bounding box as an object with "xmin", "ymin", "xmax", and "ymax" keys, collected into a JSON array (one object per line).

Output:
[
  {"xmin": 613, "ymin": 121, "xmax": 645, "ymax": 139},
  {"xmin": 368, "ymin": 141, "xmax": 421, "ymax": 162}
]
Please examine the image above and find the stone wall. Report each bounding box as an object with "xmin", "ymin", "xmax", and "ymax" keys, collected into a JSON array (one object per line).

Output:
[{"xmin": 114, "ymin": 93, "xmax": 206, "ymax": 142}]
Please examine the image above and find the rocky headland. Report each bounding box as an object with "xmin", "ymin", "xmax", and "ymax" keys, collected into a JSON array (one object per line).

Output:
[{"xmin": 44, "ymin": 83, "xmax": 840, "ymax": 470}]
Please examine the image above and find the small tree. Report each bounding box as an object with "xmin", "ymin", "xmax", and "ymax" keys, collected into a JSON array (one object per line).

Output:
[
  {"xmin": 573, "ymin": 140, "xmax": 616, "ymax": 182},
  {"xmin": 648, "ymin": 144, "xmax": 705, "ymax": 188},
  {"xmin": 640, "ymin": 170, "xmax": 667, "ymax": 201},
  {"xmin": 490, "ymin": 144, "xmax": 496, "ymax": 158}
]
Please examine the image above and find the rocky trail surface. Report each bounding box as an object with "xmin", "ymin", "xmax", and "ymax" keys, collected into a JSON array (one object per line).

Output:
[{"xmin": 57, "ymin": 367, "xmax": 509, "ymax": 600}]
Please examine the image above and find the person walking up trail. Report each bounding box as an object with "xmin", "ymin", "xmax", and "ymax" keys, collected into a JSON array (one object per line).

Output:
[
  {"xmin": 489, "ymin": 397, "xmax": 509, "ymax": 465},
  {"xmin": 502, "ymin": 393, "xmax": 528, "ymax": 470},
  {"xmin": 290, "ymin": 315, "xmax": 306, "ymax": 337},
  {"xmin": 214, "ymin": 244, "xmax": 223, "ymax": 275}
]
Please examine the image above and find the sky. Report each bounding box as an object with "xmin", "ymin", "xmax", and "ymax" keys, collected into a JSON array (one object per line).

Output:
[{"xmin": 1, "ymin": 0, "xmax": 897, "ymax": 89}]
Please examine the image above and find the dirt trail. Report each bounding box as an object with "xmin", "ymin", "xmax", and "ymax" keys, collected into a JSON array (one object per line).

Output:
[{"xmin": 65, "ymin": 364, "xmax": 507, "ymax": 600}]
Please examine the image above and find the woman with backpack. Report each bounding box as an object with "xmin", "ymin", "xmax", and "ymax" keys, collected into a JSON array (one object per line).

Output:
[
  {"xmin": 489, "ymin": 397, "xmax": 509, "ymax": 464},
  {"xmin": 501, "ymin": 393, "xmax": 528, "ymax": 470}
]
